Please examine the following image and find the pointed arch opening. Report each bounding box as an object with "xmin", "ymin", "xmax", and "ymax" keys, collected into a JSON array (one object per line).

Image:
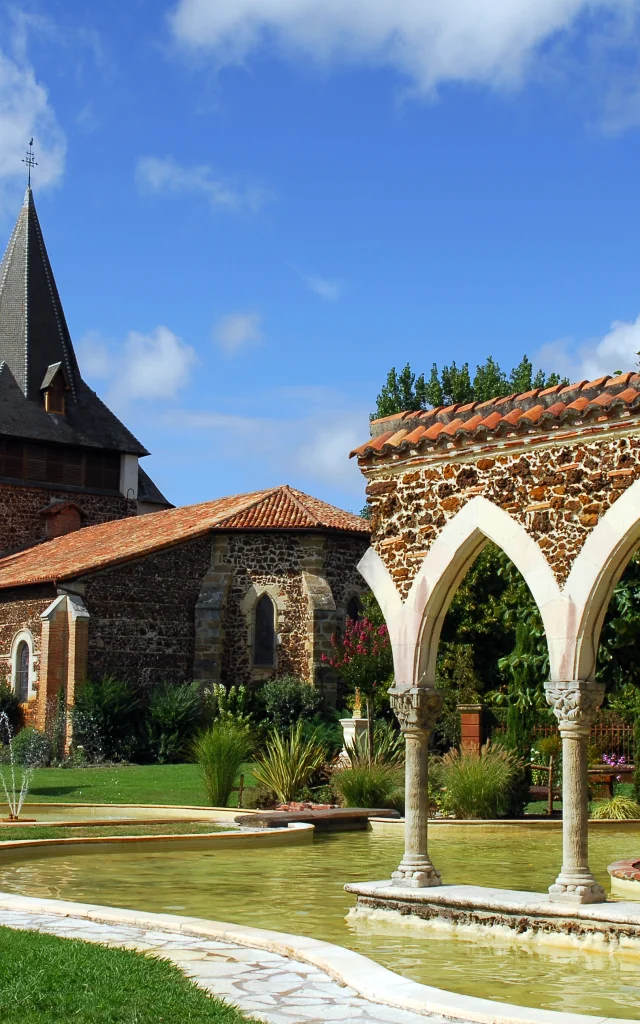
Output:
[{"xmin": 254, "ymin": 594, "xmax": 276, "ymax": 668}]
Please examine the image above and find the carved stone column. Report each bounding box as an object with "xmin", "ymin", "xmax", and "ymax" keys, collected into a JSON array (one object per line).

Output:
[
  {"xmin": 389, "ymin": 684, "xmax": 443, "ymax": 888},
  {"xmin": 544, "ymin": 680, "xmax": 606, "ymax": 905}
]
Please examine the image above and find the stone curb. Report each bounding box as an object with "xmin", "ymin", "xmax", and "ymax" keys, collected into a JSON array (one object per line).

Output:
[
  {"xmin": 0, "ymin": 891, "xmax": 633, "ymax": 1024},
  {"xmin": 0, "ymin": 822, "xmax": 313, "ymax": 854}
]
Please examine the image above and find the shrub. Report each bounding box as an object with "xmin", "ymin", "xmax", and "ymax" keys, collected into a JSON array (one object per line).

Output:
[
  {"xmin": 260, "ymin": 676, "xmax": 322, "ymax": 730},
  {"xmin": 590, "ymin": 795, "xmax": 640, "ymax": 820},
  {"xmin": 252, "ymin": 722, "xmax": 326, "ymax": 803},
  {"xmin": 241, "ymin": 783, "xmax": 278, "ymax": 810},
  {"xmin": 193, "ymin": 722, "xmax": 252, "ymax": 807},
  {"xmin": 333, "ymin": 762, "xmax": 403, "ymax": 810},
  {"xmin": 147, "ymin": 681, "xmax": 205, "ymax": 763},
  {"xmin": 300, "ymin": 713, "xmax": 343, "ymax": 759},
  {"xmin": 0, "ymin": 727, "xmax": 51, "ymax": 767},
  {"xmin": 438, "ymin": 743, "xmax": 524, "ymax": 819},
  {"xmin": 208, "ymin": 684, "xmax": 253, "ymax": 727},
  {"xmin": 0, "ymin": 679, "xmax": 23, "ymax": 735},
  {"xmin": 72, "ymin": 677, "xmax": 141, "ymax": 762}
]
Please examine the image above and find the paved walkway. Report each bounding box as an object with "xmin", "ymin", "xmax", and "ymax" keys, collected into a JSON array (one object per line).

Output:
[{"xmin": 0, "ymin": 907, "xmax": 454, "ymax": 1024}]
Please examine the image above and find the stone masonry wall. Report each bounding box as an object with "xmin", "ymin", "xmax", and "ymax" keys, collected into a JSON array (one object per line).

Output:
[
  {"xmin": 82, "ymin": 538, "xmax": 212, "ymax": 688},
  {"xmin": 365, "ymin": 432, "xmax": 640, "ymax": 595},
  {"xmin": 0, "ymin": 482, "xmax": 135, "ymax": 557},
  {"xmin": 220, "ymin": 531, "xmax": 369, "ymax": 689},
  {"xmin": 0, "ymin": 585, "xmax": 54, "ymax": 659},
  {"xmin": 220, "ymin": 532, "xmax": 309, "ymax": 686}
]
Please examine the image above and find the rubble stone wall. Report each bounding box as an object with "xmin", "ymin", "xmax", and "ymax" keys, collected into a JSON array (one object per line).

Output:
[
  {"xmin": 82, "ymin": 538, "xmax": 212, "ymax": 688},
  {"xmin": 0, "ymin": 481, "xmax": 135, "ymax": 557},
  {"xmin": 364, "ymin": 431, "xmax": 640, "ymax": 594}
]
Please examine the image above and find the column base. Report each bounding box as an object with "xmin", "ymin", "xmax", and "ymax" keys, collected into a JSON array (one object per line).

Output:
[
  {"xmin": 549, "ymin": 871, "xmax": 606, "ymax": 905},
  {"xmin": 392, "ymin": 858, "xmax": 442, "ymax": 889}
]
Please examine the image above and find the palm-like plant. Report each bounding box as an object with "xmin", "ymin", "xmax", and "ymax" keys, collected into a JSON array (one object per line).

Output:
[{"xmin": 252, "ymin": 723, "xmax": 325, "ymax": 803}]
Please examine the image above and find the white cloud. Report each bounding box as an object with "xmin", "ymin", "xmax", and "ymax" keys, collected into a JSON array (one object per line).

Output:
[
  {"xmin": 213, "ymin": 312, "xmax": 263, "ymax": 354},
  {"xmin": 167, "ymin": 395, "xmax": 367, "ymax": 491},
  {"xmin": 536, "ymin": 313, "xmax": 640, "ymax": 382},
  {"xmin": 303, "ymin": 273, "xmax": 344, "ymax": 302},
  {"xmin": 0, "ymin": 50, "xmax": 65, "ymax": 211},
  {"xmin": 136, "ymin": 155, "xmax": 273, "ymax": 213},
  {"xmin": 168, "ymin": 0, "xmax": 633, "ymax": 93},
  {"xmin": 79, "ymin": 325, "xmax": 197, "ymax": 403}
]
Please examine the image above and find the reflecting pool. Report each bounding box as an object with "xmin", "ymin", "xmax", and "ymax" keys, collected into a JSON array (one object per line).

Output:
[{"xmin": 1, "ymin": 824, "xmax": 639, "ymax": 1018}]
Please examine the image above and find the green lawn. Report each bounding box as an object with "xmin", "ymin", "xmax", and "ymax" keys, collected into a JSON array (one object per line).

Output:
[
  {"xmin": 12, "ymin": 763, "xmax": 256, "ymax": 808},
  {"xmin": 0, "ymin": 926, "xmax": 248, "ymax": 1024},
  {"xmin": 0, "ymin": 822, "xmax": 231, "ymax": 842}
]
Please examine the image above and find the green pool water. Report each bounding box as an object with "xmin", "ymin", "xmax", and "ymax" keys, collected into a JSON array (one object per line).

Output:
[{"xmin": 1, "ymin": 824, "xmax": 639, "ymax": 1018}]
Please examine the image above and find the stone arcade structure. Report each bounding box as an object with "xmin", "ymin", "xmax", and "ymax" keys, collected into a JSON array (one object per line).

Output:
[{"xmin": 351, "ymin": 373, "xmax": 640, "ymax": 905}]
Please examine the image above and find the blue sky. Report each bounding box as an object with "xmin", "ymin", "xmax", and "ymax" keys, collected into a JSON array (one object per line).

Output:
[{"xmin": 2, "ymin": 1, "xmax": 640, "ymax": 512}]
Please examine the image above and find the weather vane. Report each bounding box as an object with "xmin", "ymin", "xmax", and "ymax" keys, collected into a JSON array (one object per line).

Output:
[{"xmin": 22, "ymin": 139, "xmax": 37, "ymax": 188}]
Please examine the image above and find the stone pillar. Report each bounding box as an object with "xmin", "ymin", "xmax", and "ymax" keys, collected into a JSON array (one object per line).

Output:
[
  {"xmin": 389, "ymin": 684, "xmax": 443, "ymax": 888},
  {"xmin": 544, "ymin": 680, "xmax": 606, "ymax": 905}
]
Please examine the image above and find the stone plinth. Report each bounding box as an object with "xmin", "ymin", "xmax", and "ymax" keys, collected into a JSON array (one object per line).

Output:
[
  {"xmin": 339, "ymin": 716, "xmax": 368, "ymax": 757},
  {"xmin": 345, "ymin": 880, "xmax": 640, "ymax": 950}
]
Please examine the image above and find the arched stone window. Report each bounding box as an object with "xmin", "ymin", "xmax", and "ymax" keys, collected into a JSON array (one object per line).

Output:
[
  {"xmin": 15, "ymin": 642, "xmax": 29, "ymax": 702},
  {"xmin": 254, "ymin": 594, "xmax": 276, "ymax": 667},
  {"xmin": 10, "ymin": 631, "xmax": 35, "ymax": 703},
  {"xmin": 346, "ymin": 596, "xmax": 361, "ymax": 622}
]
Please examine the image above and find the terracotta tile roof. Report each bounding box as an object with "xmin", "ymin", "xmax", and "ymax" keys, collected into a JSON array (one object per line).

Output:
[
  {"xmin": 351, "ymin": 372, "xmax": 640, "ymax": 461},
  {"xmin": 0, "ymin": 485, "xmax": 368, "ymax": 589}
]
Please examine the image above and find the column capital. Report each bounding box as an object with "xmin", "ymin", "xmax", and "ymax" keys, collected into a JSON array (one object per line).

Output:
[
  {"xmin": 389, "ymin": 685, "xmax": 443, "ymax": 735},
  {"xmin": 544, "ymin": 680, "xmax": 605, "ymax": 736}
]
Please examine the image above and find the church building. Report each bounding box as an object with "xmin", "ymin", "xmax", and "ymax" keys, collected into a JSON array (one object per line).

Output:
[{"xmin": 0, "ymin": 188, "xmax": 369, "ymax": 730}]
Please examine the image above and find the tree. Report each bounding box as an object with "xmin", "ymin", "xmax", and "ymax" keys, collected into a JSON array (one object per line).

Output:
[
  {"xmin": 372, "ymin": 355, "xmax": 568, "ymax": 419},
  {"xmin": 373, "ymin": 364, "xmax": 428, "ymax": 420}
]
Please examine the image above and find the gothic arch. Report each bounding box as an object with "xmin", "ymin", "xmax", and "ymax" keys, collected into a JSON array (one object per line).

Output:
[
  {"xmin": 358, "ymin": 497, "xmax": 562, "ymax": 686},
  {"xmin": 566, "ymin": 479, "xmax": 640, "ymax": 681}
]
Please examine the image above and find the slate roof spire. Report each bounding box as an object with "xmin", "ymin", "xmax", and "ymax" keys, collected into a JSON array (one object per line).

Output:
[
  {"xmin": 0, "ymin": 185, "xmax": 79, "ymax": 401},
  {"xmin": 0, "ymin": 187, "xmax": 148, "ymax": 456}
]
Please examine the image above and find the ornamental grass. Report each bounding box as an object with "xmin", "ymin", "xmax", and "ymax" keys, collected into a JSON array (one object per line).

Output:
[
  {"xmin": 251, "ymin": 722, "xmax": 325, "ymax": 803},
  {"xmin": 436, "ymin": 742, "xmax": 523, "ymax": 819},
  {"xmin": 590, "ymin": 795, "xmax": 640, "ymax": 820},
  {"xmin": 193, "ymin": 722, "xmax": 252, "ymax": 807},
  {"xmin": 333, "ymin": 762, "xmax": 404, "ymax": 810}
]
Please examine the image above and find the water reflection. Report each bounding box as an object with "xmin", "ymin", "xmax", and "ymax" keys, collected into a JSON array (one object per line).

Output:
[{"xmin": 1, "ymin": 825, "xmax": 639, "ymax": 1017}]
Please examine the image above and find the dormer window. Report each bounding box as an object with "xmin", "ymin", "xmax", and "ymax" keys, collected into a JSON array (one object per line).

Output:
[{"xmin": 41, "ymin": 362, "xmax": 70, "ymax": 416}]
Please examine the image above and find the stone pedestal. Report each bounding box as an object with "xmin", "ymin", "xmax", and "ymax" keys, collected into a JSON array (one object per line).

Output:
[
  {"xmin": 339, "ymin": 716, "xmax": 368, "ymax": 757},
  {"xmin": 389, "ymin": 685, "xmax": 443, "ymax": 888},
  {"xmin": 457, "ymin": 703, "xmax": 484, "ymax": 755},
  {"xmin": 545, "ymin": 680, "xmax": 606, "ymax": 905}
]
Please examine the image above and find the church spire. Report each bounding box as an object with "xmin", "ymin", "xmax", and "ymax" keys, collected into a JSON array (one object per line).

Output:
[{"xmin": 0, "ymin": 183, "xmax": 79, "ymax": 400}]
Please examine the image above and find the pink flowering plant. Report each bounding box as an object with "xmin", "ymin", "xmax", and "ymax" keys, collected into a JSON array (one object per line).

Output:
[{"xmin": 322, "ymin": 617, "xmax": 393, "ymax": 761}]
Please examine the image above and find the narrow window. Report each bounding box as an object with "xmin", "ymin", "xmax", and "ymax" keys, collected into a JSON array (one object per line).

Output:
[
  {"xmin": 15, "ymin": 641, "xmax": 29, "ymax": 702},
  {"xmin": 254, "ymin": 595, "xmax": 275, "ymax": 666},
  {"xmin": 347, "ymin": 596, "xmax": 361, "ymax": 622}
]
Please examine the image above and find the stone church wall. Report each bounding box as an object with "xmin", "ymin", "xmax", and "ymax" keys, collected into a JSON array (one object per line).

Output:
[
  {"xmin": 366, "ymin": 432, "xmax": 640, "ymax": 593},
  {"xmin": 0, "ymin": 482, "xmax": 135, "ymax": 557},
  {"xmin": 220, "ymin": 532, "xmax": 314, "ymax": 686},
  {"xmin": 82, "ymin": 537, "xmax": 212, "ymax": 688}
]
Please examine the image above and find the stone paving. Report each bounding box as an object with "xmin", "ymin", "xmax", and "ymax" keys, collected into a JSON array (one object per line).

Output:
[{"xmin": 0, "ymin": 907, "xmax": 457, "ymax": 1024}]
